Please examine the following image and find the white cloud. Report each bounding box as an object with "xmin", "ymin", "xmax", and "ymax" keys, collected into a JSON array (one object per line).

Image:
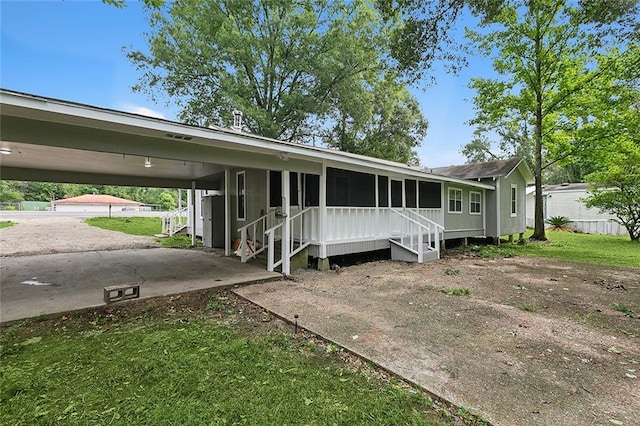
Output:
[{"xmin": 120, "ymin": 104, "xmax": 167, "ymax": 120}]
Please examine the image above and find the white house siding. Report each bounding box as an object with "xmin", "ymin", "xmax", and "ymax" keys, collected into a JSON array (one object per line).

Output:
[
  {"xmin": 525, "ymin": 188, "xmax": 626, "ymax": 236},
  {"xmin": 54, "ymin": 203, "xmax": 139, "ymax": 213}
]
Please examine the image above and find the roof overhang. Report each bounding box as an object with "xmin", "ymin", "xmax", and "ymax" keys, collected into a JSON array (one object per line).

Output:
[{"xmin": 0, "ymin": 89, "xmax": 493, "ymax": 190}]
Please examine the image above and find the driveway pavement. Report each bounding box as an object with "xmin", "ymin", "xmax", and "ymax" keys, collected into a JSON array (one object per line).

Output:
[{"xmin": 1, "ymin": 248, "xmax": 280, "ymax": 323}]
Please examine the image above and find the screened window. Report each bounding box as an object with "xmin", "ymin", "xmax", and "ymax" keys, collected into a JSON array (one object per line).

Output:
[
  {"xmin": 470, "ymin": 191, "xmax": 481, "ymax": 215},
  {"xmin": 448, "ymin": 188, "xmax": 462, "ymax": 213},
  {"xmin": 269, "ymin": 171, "xmax": 299, "ymax": 207},
  {"xmin": 418, "ymin": 181, "xmax": 441, "ymax": 208},
  {"xmin": 391, "ymin": 180, "xmax": 403, "ymax": 207},
  {"xmin": 237, "ymin": 171, "xmax": 246, "ymax": 221},
  {"xmin": 405, "ymin": 180, "xmax": 417, "ymax": 208},
  {"xmin": 304, "ymin": 174, "xmax": 319, "ymax": 207},
  {"xmin": 510, "ymin": 184, "xmax": 517, "ymax": 217},
  {"xmin": 378, "ymin": 176, "xmax": 389, "ymax": 207},
  {"xmin": 326, "ymin": 168, "xmax": 375, "ymax": 207}
]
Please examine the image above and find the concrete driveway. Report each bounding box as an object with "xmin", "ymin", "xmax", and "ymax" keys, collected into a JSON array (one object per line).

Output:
[{"xmin": 0, "ymin": 216, "xmax": 280, "ymax": 322}]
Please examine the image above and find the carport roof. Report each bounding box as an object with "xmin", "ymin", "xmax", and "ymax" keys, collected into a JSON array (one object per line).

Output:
[{"xmin": 0, "ymin": 89, "xmax": 494, "ymax": 190}]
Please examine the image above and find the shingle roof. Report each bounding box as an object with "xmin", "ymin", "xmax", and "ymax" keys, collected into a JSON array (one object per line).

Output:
[
  {"xmin": 431, "ymin": 158, "xmax": 524, "ymax": 180},
  {"xmin": 54, "ymin": 194, "xmax": 142, "ymax": 205},
  {"xmin": 542, "ymin": 183, "xmax": 590, "ymax": 192}
]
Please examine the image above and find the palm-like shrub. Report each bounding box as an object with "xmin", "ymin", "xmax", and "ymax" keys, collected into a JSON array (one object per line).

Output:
[{"xmin": 545, "ymin": 216, "xmax": 573, "ymax": 231}]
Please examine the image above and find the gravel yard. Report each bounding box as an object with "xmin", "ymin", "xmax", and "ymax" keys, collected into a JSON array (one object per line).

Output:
[{"xmin": 0, "ymin": 216, "xmax": 160, "ymax": 257}]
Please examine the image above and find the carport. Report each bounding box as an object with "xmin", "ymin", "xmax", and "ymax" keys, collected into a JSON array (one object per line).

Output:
[{"xmin": 0, "ymin": 89, "xmax": 323, "ymax": 262}]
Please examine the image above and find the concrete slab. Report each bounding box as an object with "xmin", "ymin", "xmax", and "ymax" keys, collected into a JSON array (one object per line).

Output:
[{"xmin": 1, "ymin": 248, "xmax": 280, "ymax": 323}]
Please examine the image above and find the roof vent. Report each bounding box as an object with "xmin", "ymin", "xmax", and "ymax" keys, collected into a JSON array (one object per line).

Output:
[{"xmin": 232, "ymin": 110, "xmax": 243, "ymax": 132}]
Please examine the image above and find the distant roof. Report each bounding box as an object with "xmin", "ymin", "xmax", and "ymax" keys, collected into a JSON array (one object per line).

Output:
[
  {"xmin": 54, "ymin": 194, "xmax": 142, "ymax": 205},
  {"xmin": 431, "ymin": 158, "xmax": 527, "ymax": 180},
  {"xmin": 542, "ymin": 183, "xmax": 590, "ymax": 192}
]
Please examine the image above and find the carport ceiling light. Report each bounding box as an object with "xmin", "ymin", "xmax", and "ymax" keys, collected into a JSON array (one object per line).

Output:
[
  {"xmin": 144, "ymin": 157, "xmax": 152, "ymax": 168},
  {"xmin": 0, "ymin": 147, "xmax": 11, "ymax": 155}
]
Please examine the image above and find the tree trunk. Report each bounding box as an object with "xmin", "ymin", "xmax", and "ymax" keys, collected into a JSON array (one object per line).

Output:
[{"xmin": 531, "ymin": 15, "xmax": 547, "ymax": 241}]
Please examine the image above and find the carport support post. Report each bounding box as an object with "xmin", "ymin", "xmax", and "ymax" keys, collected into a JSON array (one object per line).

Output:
[
  {"xmin": 281, "ymin": 170, "xmax": 291, "ymax": 276},
  {"xmin": 224, "ymin": 169, "xmax": 231, "ymax": 256},
  {"xmin": 318, "ymin": 163, "xmax": 329, "ymax": 271},
  {"xmin": 191, "ymin": 181, "xmax": 196, "ymax": 247}
]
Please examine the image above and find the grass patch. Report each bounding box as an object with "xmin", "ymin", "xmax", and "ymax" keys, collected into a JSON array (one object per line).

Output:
[
  {"xmin": 439, "ymin": 287, "xmax": 471, "ymax": 296},
  {"xmin": 0, "ymin": 293, "xmax": 477, "ymax": 425},
  {"xmin": 506, "ymin": 230, "xmax": 640, "ymax": 268},
  {"xmin": 85, "ymin": 217, "xmax": 161, "ymax": 236},
  {"xmin": 613, "ymin": 303, "xmax": 633, "ymax": 315},
  {"xmin": 0, "ymin": 221, "xmax": 15, "ymax": 229},
  {"xmin": 516, "ymin": 303, "xmax": 537, "ymax": 312},
  {"xmin": 156, "ymin": 234, "xmax": 194, "ymax": 249},
  {"xmin": 444, "ymin": 268, "xmax": 460, "ymax": 276}
]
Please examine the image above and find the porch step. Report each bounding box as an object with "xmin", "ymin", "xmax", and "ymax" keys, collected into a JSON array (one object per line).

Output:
[{"xmin": 389, "ymin": 238, "xmax": 438, "ymax": 263}]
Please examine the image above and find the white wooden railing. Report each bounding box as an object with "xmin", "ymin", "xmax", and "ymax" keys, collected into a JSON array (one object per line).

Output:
[
  {"xmin": 265, "ymin": 207, "xmax": 314, "ymax": 272},
  {"xmin": 237, "ymin": 208, "xmax": 279, "ymax": 263},
  {"xmin": 390, "ymin": 209, "xmax": 445, "ymax": 261},
  {"xmin": 161, "ymin": 207, "xmax": 188, "ymax": 236}
]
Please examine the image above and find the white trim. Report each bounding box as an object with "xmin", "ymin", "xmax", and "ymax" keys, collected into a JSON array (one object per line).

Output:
[
  {"xmin": 469, "ymin": 191, "xmax": 481, "ymax": 215},
  {"xmin": 236, "ymin": 170, "xmax": 246, "ymax": 221},
  {"xmin": 510, "ymin": 184, "xmax": 518, "ymax": 218},
  {"xmin": 448, "ymin": 187, "xmax": 463, "ymax": 214}
]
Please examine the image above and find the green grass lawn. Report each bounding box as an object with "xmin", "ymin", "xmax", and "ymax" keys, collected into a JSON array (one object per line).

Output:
[
  {"xmin": 85, "ymin": 217, "xmax": 161, "ymax": 236},
  {"xmin": 0, "ymin": 294, "xmax": 468, "ymax": 425},
  {"xmin": 0, "ymin": 221, "xmax": 15, "ymax": 229},
  {"xmin": 85, "ymin": 217, "xmax": 195, "ymax": 248},
  {"xmin": 489, "ymin": 229, "xmax": 639, "ymax": 268}
]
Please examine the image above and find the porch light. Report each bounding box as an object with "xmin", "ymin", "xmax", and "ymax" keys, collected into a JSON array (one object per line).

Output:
[
  {"xmin": 0, "ymin": 147, "xmax": 11, "ymax": 155},
  {"xmin": 144, "ymin": 157, "xmax": 152, "ymax": 168}
]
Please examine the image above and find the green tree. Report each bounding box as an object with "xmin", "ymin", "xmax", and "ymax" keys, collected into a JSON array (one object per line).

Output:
[
  {"xmin": 324, "ymin": 77, "xmax": 428, "ymax": 164},
  {"xmin": 584, "ymin": 162, "xmax": 640, "ymax": 242},
  {"xmin": 157, "ymin": 191, "xmax": 177, "ymax": 210},
  {"xmin": 0, "ymin": 181, "xmax": 24, "ymax": 203},
  {"xmin": 127, "ymin": 0, "xmax": 426, "ymax": 162},
  {"xmin": 462, "ymin": 0, "xmax": 638, "ymax": 241}
]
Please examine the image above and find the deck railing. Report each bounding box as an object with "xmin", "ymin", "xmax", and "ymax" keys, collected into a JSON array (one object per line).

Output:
[
  {"xmin": 161, "ymin": 207, "xmax": 188, "ymax": 236},
  {"xmin": 237, "ymin": 208, "xmax": 279, "ymax": 263},
  {"xmin": 265, "ymin": 207, "xmax": 315, "ymax": 272}
]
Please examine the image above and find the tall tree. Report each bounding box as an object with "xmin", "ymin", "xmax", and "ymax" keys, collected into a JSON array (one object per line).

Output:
[
  {"xmin": 127, "ymin": 0, "xmax": 427, "ymax": 162},
  {"xmin": 462, "ymin": 0, "xmax": 638, "ymax": 240}
]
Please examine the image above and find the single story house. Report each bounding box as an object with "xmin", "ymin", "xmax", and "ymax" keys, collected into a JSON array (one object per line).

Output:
[
  {"xmin": 525, "ymin": 183, "xmax": 627, "ymax": 236},
  {"xmin": 1, "ymin": 89, "xmax": 533, "ymax": 275},
  {"xmin": 54, "ymin": 194, "xmax": 142, "ymax": 213}
]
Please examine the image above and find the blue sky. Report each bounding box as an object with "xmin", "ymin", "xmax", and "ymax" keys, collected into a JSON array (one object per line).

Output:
[{"xmin": 1, "ymin": 0, "xmax": 490, "ymax": 168}]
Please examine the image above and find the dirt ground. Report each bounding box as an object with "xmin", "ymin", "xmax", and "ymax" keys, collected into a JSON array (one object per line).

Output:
[{"xmin": 236, "ymin": 254, "xmax": 640, "ymax": 426}]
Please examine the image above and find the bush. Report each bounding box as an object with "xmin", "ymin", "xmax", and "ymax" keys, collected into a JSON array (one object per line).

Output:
[{"xmin": 545, "ymin": 216, "xmax": 573, "ymax": 231}]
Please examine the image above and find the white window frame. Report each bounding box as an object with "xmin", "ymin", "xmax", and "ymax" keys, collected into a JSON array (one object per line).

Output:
[
  {"xmin": 510, "ymin": 184, "xmax": 517, "ymax": 217},
  {"xmin": 469, "ymin": 191, "xmax": 481, "ymax": 215},
  {"xmin": 448, "ymin": 187, "xmax": 463, "ymax": 214},
  {"xmin": 237, "ymin": 170, "xmax": 246, "ymax": 221}
]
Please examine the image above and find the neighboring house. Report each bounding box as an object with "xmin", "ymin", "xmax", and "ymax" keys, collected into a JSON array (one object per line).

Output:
[
  {"xmin": 431, "ymin": 158, "xmax": 534, "ymax": 242},
  {"xmin": 525, "ymin": 183, "xmax": 627, "ymax": 236},
  {"xmin": 54, "ymin": 194, "xmax": 142, "ymax": 213}
]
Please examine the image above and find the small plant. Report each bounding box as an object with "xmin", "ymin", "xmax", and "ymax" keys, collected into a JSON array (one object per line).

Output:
[
  {"xmin": 439, "ymin": 287, "xmax": 471, "ymax": 296},
  {"xmin": 613, "ymin": 303, "xmax": 633, "ymax": 316},
  {"xmin": 444, "ymin": 268, "xmax": 460, "ymax": 276},
  {"xmin": 517, "ymin": 303, "xmax": 537, "ymax": 312},
  {"xmin": 545, "ymin": 216, "xmax": 573, "ymax": 231},
  {"xmin": 324, "ymin": 343, "xmax": 340, "ymax": 355},
  {"xmin": 0, "ymin": 221, "xmax": 15, "ymax": 229}
]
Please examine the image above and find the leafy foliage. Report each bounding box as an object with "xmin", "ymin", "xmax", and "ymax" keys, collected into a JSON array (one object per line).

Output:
[
  {"xmin": 127, "ymin": 0, "xmax": 427, "ymax": 163},
  {"xmin": 461, "ymin": 0, "xmax": 639, "ymax": 241},
  {"xmin": 0, "ymin": 181, "xmax": 180, "ymax": 208},
  {"xmin": 584, "ymin": 163, "xmax": 640, "ymax": 241}
]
